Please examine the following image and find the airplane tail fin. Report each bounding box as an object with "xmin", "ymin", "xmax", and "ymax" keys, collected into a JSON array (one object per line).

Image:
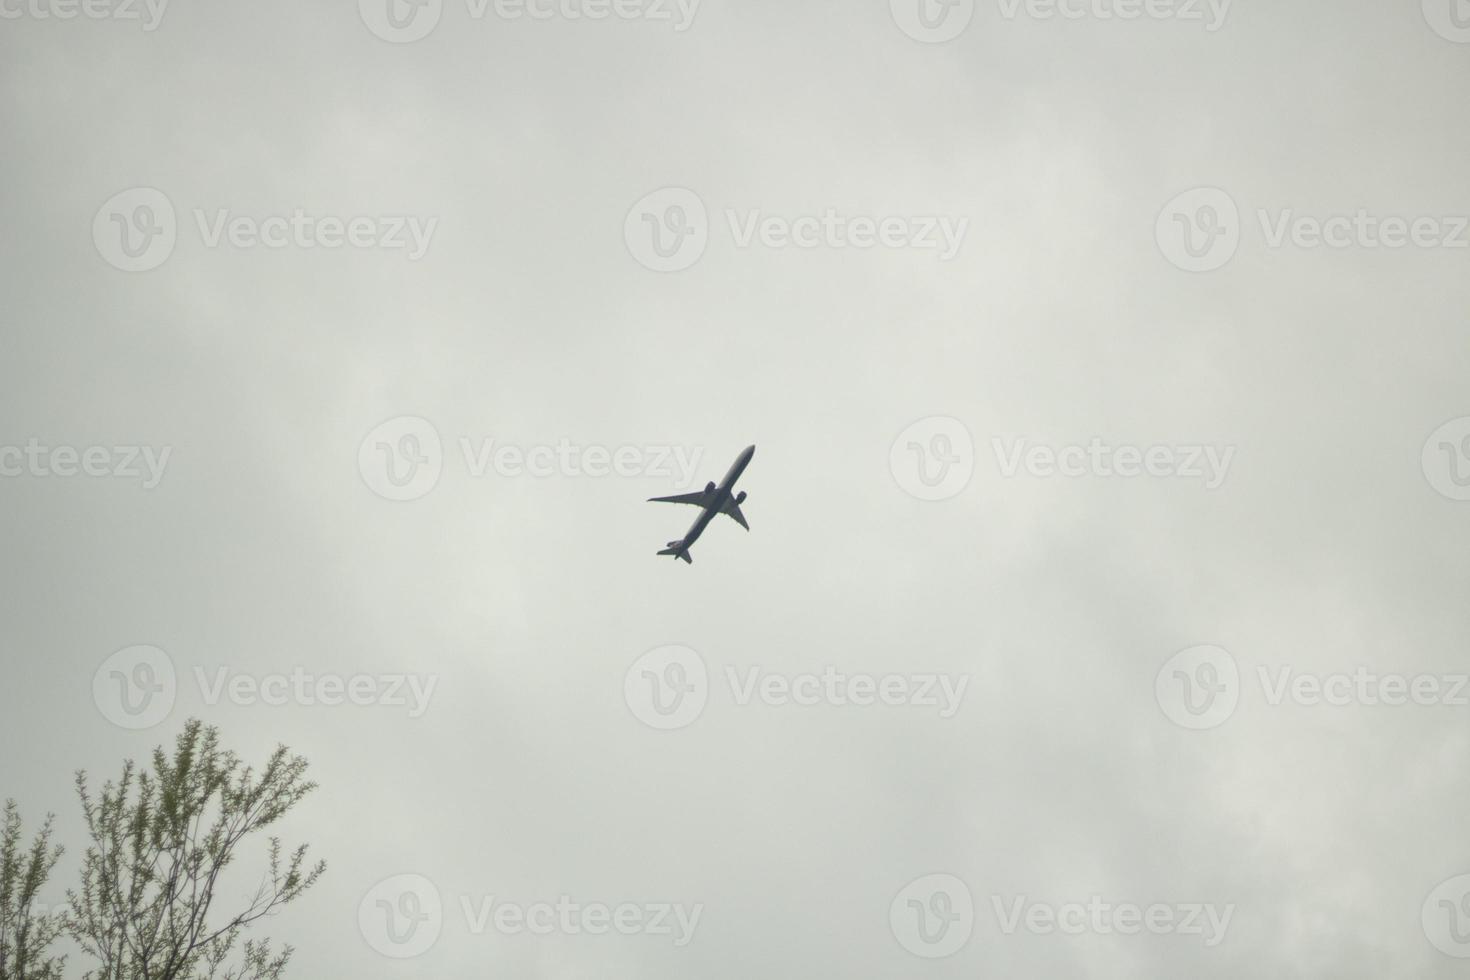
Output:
[{"xmin": 657, "ymin": 541, "xmax": 693, "ymax": 564}]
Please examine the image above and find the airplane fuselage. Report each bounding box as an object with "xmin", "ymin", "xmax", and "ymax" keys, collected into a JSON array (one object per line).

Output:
[{"xmin": 677, "ymin": 444, "xmax": 754, "ymax": 550}]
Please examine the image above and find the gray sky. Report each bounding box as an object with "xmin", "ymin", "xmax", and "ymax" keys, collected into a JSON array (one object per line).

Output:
[{"xmin": 4, "ymin": 0, "xmax": 1470, "ymax": 976}]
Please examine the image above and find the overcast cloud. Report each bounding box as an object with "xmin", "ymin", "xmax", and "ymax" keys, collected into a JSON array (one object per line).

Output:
[{"xmin": 3, "ymin": 0, "xmax": 1470, "ymax": 977}]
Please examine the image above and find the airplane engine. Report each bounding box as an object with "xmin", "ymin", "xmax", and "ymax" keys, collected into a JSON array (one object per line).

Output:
[
  {"xmin": 735, "ymin": 491, "xmax": 747, "ymax": 504},
  {"xmin": 705, "ymin": 481, "xmax": 716, "ymax": 494}
]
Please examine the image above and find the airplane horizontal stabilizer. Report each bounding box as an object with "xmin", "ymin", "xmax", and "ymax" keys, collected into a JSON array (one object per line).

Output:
[{"xmin": 661, "ymin": 543, "xmax": 693, "ymax": 567}]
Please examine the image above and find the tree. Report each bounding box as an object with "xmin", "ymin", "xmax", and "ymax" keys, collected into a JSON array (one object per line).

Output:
[
  {"xmin": 67, "ymin": 719, "xmax": 326, "ymax": 980},
  {"xmin": 0, "ymin": 800, "xmax": 65, "ymax": 980}
]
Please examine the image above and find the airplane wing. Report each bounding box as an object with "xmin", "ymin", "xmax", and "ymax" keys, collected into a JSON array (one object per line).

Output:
[
  {"xmin": 722, "ymin": 500, "xmax": 749, "ymax": 530},
  {"xmin": 647, "ymin": 490, "xmax": 714, "ymax": 508},
  {"xmin": 648, "ymin": 489, "xmax": 749, "ymax": 529}
]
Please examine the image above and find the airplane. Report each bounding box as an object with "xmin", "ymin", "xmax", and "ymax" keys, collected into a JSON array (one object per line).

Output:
[{"xmin": 648, "ymin": 445, "xmax": 754, "ymax": 564}]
